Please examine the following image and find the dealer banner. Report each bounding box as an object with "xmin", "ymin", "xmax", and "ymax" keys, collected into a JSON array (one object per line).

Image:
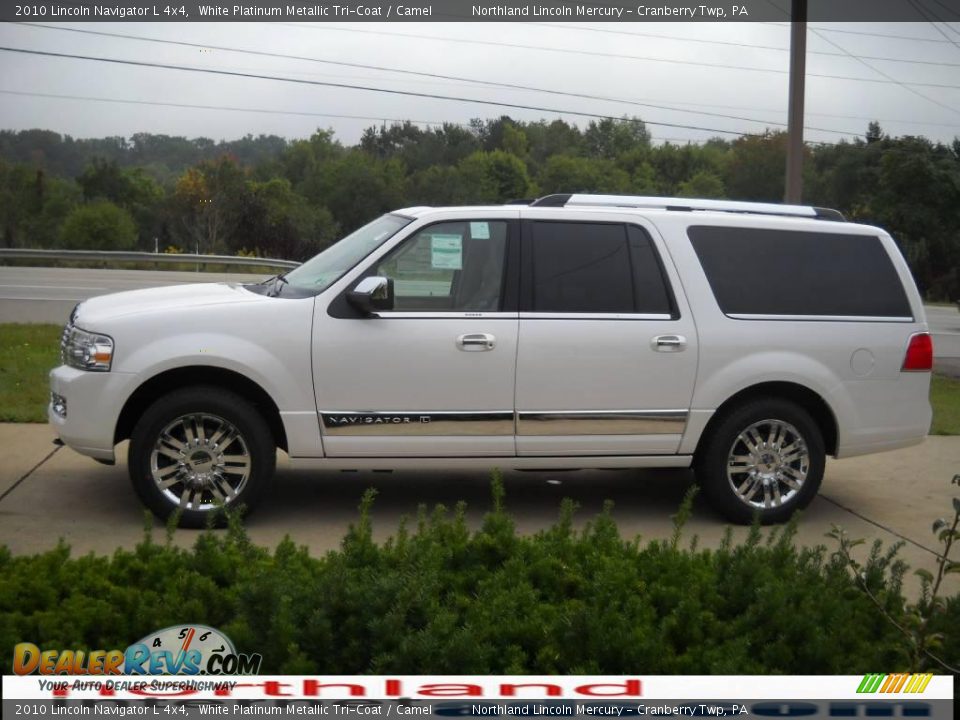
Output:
[{"xmin": 2, "ymin": 674, "xmax": 956, "ymax": 719}]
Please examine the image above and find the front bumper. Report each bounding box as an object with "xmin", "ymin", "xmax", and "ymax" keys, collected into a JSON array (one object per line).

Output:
[{"xmin": 48, "ymin": 365, "xmax": 136, "ymax": 463}]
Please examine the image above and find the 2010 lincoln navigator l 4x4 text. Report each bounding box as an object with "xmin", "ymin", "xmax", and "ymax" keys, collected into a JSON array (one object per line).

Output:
[{"xmin": 49, "ymin": 194, "xmax": 933, "ymax": 526}]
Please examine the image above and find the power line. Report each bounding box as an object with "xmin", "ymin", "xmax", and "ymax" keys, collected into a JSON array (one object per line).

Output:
[
  {"xmin": 0, "ymin": 89, "xmax": 722, "ymax": 146},
  {"xmin": 908, "ymin": 0, "xmax": 960, "ymax": 50},
  {"xmin": 926, "ymin": 0, "xmax": 960, "ymax": 23},
  {"xmin": 758, "ymin": 21, "xmax": 959, "ymax": 44},
  {"xmin": 638, "ymin": 97, "xmax": 960, "ymax": 129},
  {"xmin": 15, "ymin": 22, "xmax": 960, "ymax": 137},
  {"xmin": 0, "ymin": 89, "xmax": 462, "ymax": 127},
  {"xmin": 761, "ymin": 0, "xmax": 960, "ymax": 117},
  {"xmin": 523, "ymin": 21, "xmax": 960, "ymax": 68},
  {"xmin": 814, "ymin": 25, "xmax": 960, "ymax": 117},
  {"xmin": 277, "ymin": 24, "xmax": 960, "ymax": 90},
  {"xmin": 12, "ymin": 22, "xmax": 861, "ymax": 136},
  {"xmin": 0, "ymin": 45, "xmax": 778, "ymax": 139}
]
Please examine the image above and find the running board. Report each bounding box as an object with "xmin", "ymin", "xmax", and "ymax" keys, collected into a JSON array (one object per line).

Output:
[{"xmin": 287, "ymin": 455, "xmax": 692, "ymax": 471}]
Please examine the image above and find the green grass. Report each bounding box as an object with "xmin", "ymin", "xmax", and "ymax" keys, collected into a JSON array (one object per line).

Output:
[
  {"xmin": 0, "ymin": 324, "xmax": 60, "ymax": 423},
  {"xmin": 931, "ymin": 373, "xmax": 960, "ymax": 435},
  {"xmin": 1, "ymin": 322, "xmax": 959, "ymax": 436}
]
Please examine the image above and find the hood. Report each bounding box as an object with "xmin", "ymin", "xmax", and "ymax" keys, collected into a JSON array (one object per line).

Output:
[{"xmin": 74, "ymin": 282, "xmax": 267, "ymax": 326}]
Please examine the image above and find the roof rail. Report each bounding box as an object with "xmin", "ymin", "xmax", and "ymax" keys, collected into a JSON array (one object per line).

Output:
[{"xmin": 530, "ymin": 193, "xmax": 845, "ymax": 221}]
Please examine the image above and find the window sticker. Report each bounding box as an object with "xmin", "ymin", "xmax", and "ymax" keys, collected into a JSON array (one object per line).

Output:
[
  {"xmin": 470, "ymin": 222, "xmax": 490, "ymax": 240},
  {"xmin": 431, "ymin": 234, "xmax": 463, "ymax": 270}
]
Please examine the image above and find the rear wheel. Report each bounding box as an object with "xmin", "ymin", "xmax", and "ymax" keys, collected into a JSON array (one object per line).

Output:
[
  {"xmin": 694, "ymin": 398, "xmax": 825, "ymax": 524},
  {"xmin": 128, "ymin": 386, "xmax": 275, "ymax": 528}
]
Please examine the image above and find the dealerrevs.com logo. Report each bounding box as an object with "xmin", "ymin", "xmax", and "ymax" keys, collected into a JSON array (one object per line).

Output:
[{"xmin": 13, "ymin": 624, "xmax": 262, "ymax": 675}]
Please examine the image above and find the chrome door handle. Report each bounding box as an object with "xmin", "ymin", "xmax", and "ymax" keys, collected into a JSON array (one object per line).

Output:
[
  {"xmin": 652, "ymin": 334, "xmax": 687, "ymax": 352},
  {"xmin": 457, "ymin": 333, "xmax": 496, "ymax": 351}
]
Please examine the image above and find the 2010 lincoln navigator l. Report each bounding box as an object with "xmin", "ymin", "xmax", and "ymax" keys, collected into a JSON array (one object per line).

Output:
[{"xmin": 49, "ymin": 194, "xmax": 934, "ymax": 526}]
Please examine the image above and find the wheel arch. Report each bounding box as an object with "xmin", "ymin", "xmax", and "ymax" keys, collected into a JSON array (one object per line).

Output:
[
  {"xmin": 115, "ymin": 366, "xmax": 288, "ymax": 452},
  {"xmin": 694, "ymin": 381, "xmax": 838, "ymax": 459}
]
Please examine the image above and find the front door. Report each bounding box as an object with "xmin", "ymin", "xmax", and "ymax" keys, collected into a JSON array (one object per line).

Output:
[
  {"xmin": 313, "ymin": 215, "xmax": 519, "ymax": 457},
  {"xmin": 515, "ymin": 215, "xmax": 698, "ymax": 456}
]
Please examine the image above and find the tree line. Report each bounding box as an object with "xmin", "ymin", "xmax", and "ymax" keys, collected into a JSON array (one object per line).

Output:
[{"xmin": 1, "ymin": 118, "xmax": 958, "ymax": 299}]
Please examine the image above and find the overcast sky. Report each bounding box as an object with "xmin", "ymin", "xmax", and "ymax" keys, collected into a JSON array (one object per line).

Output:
[{"xmin": 1, "ymin": 20, "xmax": 959, "ymax": 147}]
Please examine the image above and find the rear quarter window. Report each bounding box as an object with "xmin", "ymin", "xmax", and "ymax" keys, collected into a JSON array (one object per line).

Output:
[{"xmin": 687, "ymin": 226, "xmax": 912, "ymax": 318}]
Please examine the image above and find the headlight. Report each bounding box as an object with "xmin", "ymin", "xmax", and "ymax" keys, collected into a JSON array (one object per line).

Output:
[{"xmin": 61, "ymin": 326, "xmax": 114, "ymax": 372}]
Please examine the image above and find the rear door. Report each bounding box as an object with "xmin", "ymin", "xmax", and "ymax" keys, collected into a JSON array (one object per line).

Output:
[{"xmin": 515, "ymin": 212, "xmax": 698, "ymax": 456}]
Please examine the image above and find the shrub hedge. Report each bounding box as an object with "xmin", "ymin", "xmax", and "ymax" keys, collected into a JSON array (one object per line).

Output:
[{"xmin": 1, "ymin": 482, "xmax": 956, "ymax": 674}]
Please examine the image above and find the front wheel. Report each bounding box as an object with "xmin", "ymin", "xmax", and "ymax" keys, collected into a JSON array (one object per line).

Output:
[
  {"xmin": 128, "ymin": 386, "xmax": 276, "ymax": 528},
  {"xmin": 694, "ymin": 398, "xmax": 825, "ymax": 524}
]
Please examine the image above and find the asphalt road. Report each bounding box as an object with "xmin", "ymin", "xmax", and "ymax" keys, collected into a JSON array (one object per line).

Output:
[
  {"xmin": 924, "ymin": 305, "xmax": 960, "ymax": 375},
  {"xmin": 0, "ymin": 266, "xmax": 268, "ymax": 324}
]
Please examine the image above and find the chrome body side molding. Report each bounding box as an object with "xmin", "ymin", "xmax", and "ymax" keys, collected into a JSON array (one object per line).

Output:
[
  {"xmin": 320, "ymin": 409, "xmax": 689, "ymax": 437},
  {"xmin": 517, "ymin": 410, "xmax": 688, "ymax": 436},
  {"xmin": 726, "ymin": 313, "xmax": 914, "ymax": 323}
]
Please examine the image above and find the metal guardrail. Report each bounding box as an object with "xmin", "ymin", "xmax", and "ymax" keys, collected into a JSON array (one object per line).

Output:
[{"xmin": 0, "ymin": 248, "xmax": 300, "ymax": 270}]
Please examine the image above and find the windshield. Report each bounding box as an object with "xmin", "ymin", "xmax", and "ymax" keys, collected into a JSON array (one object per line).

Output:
[{"xmin": 283, "ymin": 214, "xmax": 413, "ymax": 292}]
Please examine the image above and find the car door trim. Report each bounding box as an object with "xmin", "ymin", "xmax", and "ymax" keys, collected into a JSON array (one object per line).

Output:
[
  {"xmin": 370, "ymin": 312, "xmax": 519, "ymax": 319},
  {"xmin": 321, "ymin": 411, "xmax": 514, "ymax": 436},
  {"xmin": 320, "ymin": 409, "xmax": 688, "ymax": 437},
  {"xmin": 726, "ymin": 313, "xmax": 914, "ymax": 323},
  {"xmin": 519, "ymin": 312, "xmax": 674, "ymax": 320},
  {"xmin": 517, "ymin": 409, "xmax": 688, "ymax": 436}
]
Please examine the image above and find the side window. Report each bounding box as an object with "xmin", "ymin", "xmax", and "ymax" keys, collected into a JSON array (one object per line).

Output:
[
  {"xmin": 531, "ymin": 221, "xmax": 673, "ymax": 315},
  {"xmin": 688, "ymin": 226, "xmax": 913, "ymax": 318},
  {"xmin": 627, "ymin": 225, "xmax": 674, "ymax": 316},
  {"xmin": 375, "ymin": 221, "xmax": 507, "ymax": 312}
]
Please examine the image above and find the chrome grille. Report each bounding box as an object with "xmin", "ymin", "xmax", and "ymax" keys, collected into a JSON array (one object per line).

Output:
[
  {"xmin": 60, "ymin": 322, "xmax": 72, "ymax": 365},
  {"xmin": 60, "ymin": 304, "xmax": 78, "ymax": 365}
]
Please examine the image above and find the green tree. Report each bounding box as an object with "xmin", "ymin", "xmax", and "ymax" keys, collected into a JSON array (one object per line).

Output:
[
  {"xmin": 538, "ymin": 155, "xmax": 631, "ymax": 194},
  {"xmin": 170, "ymin": 156, "xmax": 247, "ymax": 254},
  {"xmin": 234, "ymin": 178, "xmax": 338, "ymax": 260},
  {"xmin": 650, "ymin": 142, "xmax": 723, "ymax": 196},
  {"xmin": 408, "ymin": 165, "xmax": 471, "ymax": 206},
  {"xmin": 78, "ymin": 159, "xmax": 164, "ymax": 248},
  {"xmin": 723, "ymin": 132, "xmax": 793, "ymax": 202},
  {"xmin": 677, "ymin": 171, "xmax": 726, "ymax": 198},
  {"xmin": 59, "ymin": 200, "xmax": 137, "ymax": 250},
  {"xmin": 458, "ymin": 150, "xmax": 534, "ymax": 203},
  {"xmin": 583, "ymin": 117, "xmax": 650, "ymax": 160},
  {"xmin": 299, "ymin": 150, "xmax": 407, "ymax": 233},
  {"xmin": 871, "ymin": 138, "xmax": 960, "ymax": 299},
  {"xmin": 281, "ymin": 130, "xmax": 343, "ymax": 189},
  {"xmin": 866, "ymin": 121, "xmax": 884, "ymax": 144},
  {"xmin": 501, "ymin": 124, "xmax": 530, "ymax": 160},
  {"xmin": 0, "ymin": 161, "xmax": 80, "ymax": 248},
  {"xmin": 524, "ymin": 119, "xmax": 583, "ymax": 168}
]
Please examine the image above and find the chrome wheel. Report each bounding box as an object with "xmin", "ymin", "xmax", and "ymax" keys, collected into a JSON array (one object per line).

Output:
[
  {"xmin": 149, "ymin": 413, "xmax": 251, "ymax": 511},
  {"xmin": 726, "ymin": 419, "xmax": 809, "ymax": 510}
]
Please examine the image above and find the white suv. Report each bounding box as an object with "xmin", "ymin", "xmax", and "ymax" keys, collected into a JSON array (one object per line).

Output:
[{"xmin": 49, "ymin": 194, "xmax": 934, "ymax": 526}]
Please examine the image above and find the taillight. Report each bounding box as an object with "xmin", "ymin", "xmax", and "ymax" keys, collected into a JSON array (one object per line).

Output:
[{"xmin": 902, "ymin": 332, "xmax": 933, "ymax": 372}]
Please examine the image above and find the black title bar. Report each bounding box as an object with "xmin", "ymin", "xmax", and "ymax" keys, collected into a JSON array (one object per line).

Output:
[{"xmin": 1, "ymin": 0, "xmax": 948, "ymax": 23}]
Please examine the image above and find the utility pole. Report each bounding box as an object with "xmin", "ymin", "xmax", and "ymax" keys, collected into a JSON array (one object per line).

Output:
[{"xmin": 784, "ymin": 0, "xmax": 807, "ymax": 204}]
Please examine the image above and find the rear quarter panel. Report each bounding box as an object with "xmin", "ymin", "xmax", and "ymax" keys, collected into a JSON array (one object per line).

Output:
[{"xmin": 649, "ymin": 213, "xmax": 932, "ymax": 457}]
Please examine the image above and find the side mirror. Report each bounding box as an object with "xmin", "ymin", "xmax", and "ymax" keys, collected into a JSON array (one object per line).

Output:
[{"xmin": 347, "ymin": 276, "xmax": 394, "ymax": 315}]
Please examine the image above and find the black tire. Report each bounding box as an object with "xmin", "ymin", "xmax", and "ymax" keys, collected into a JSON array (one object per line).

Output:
[
  {"xmin": 694, "ymin": 398, "xmax": 825, "ymax": 525},
  {"xmin": 128, "ymin": 386, "xmax": 276, "ymax": 528}
]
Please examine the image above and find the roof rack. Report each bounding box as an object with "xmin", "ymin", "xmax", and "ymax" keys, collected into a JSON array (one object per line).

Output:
[{"xmin": 529, "ymin": 193, "xmax": 846, "ymax": 221}]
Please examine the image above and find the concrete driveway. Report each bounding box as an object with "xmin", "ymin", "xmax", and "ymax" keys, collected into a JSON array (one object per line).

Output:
[{"xmin": 2, "ymin": 423, "xmax": 957, "ymax": 596}]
